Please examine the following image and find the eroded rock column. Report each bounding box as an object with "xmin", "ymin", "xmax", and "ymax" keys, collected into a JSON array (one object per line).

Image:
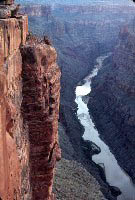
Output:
[{"xmin": 21, "ymin": 38, "xmax": 61, "ymax": 200}]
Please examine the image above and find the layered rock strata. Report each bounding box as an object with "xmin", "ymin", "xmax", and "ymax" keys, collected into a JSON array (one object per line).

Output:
[
  {"xmin": 21, "ymin": 5, "xmax": 51, "ymax": 18},
  {"xmin": 88, "ymin": 29, "xmax": 135, "ymax": 182},
  {"xmin": 21, "ymin": 35, "xmax": 61, "ymax": 200},
  {"xmin": 0, "ymin": 8, "xmax": 29, "ymax": 199},
  {"xmin": 0, "ymin": 1, "xmax": 61, "ymax": 199}
]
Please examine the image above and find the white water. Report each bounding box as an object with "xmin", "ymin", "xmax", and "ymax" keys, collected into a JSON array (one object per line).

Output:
[{"xmin": 75, "ymin": 55, "xmax": 135, "ymax": 200}]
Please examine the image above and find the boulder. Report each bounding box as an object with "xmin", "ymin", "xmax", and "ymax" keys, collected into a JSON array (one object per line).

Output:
[
  {"xmin": 109, "ymin": 186, "xmax": 122, "ymax": 197},
  {"xmin": 81, "ymin": 139, "xmax": 101, "ymax": 156}
]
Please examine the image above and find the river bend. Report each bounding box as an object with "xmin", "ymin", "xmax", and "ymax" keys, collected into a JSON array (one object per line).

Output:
[{"xmin": 75, "ymin": 55, "xmax": 135, "ymax": 200}]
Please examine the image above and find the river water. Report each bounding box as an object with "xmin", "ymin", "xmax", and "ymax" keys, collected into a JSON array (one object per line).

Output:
[{"xmin": 75, "ymin": 55, "xmax": 135, "ymax": 200}]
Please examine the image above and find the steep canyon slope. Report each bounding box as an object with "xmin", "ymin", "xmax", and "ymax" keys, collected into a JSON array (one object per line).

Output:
[
  {"xmin": 88, "ymin": 29, "xmax": 135, "ymax": 183},
  {"xmin": 18, "ymin": 2, "xmax": 135, "ymax": 199},
  {"xmin": 20, "ymin": 3, "xmax": 135, "ymax": 112}
]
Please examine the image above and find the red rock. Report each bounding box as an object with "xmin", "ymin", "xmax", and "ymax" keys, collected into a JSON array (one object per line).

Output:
[
  {"xmin": 21, "ymin": 37, "xmax": 61, "ymax": 199},
  {"xmin": 0, "ymin": 4, "xmax": 60, "ymax": 200}
]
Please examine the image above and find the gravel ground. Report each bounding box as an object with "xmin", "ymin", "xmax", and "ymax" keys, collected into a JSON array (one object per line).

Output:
[
  {"xmin": 54, "ymin": 158, "xmax": 106, "ymax": 200},
  {"xmin": 53, "ymin": 123, "xmax": 106, "ymax": 200}
]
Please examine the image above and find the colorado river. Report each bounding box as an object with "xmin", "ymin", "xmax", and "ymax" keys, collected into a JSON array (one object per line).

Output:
[{"xmin": 75, "ymin": 55, "xmax": 135, "ymax": 200}]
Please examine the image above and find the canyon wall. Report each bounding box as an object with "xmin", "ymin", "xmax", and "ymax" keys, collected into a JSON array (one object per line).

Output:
[
  {"xmin": 0, "ymin": 4, "xmax": 61, "ymax": 200},
  {"xmin": 88, "ymin": 29, "xmax": 135, "ymax": 183},
  {"xmin": 0, "ymin": 14, "xmax": 29, "ymax": 200},
  {"xmin": 21, "ymin": 5, "xmax": 51, "ymax": 17}
]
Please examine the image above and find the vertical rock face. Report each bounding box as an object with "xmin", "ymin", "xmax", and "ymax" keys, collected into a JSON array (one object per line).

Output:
[
  {"xmin": 0, "ymin": 13, "xmax": 29, "ymax": 199},
  {"xmin": 0, "ymin": 2, "xmax": 61, "ymax": 200},
  {"xmin": 21, "ymin": 37, "xmax": 61, "ymax": 200}
]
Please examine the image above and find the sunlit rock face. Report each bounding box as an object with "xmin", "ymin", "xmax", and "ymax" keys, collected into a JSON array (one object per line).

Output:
[
  {"xmin": 0, "ymin": 12, "xmax": 29, "ymax": 200},
  {"xmin": 0, "ymin": 2, "xmax": 61, "ymax": 200},
  {"xmin": 88, "ymin": 28, "xmax": 135, "ymax": 183}
]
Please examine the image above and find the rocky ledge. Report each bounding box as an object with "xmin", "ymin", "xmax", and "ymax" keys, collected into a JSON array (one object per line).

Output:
[
  {"xmin": 0, "ymin": 0, "xmax": 21, "ymax": 19},
  {"xmin": 54, "ymin": 158, "xmax": 106, "ymax": 200}
]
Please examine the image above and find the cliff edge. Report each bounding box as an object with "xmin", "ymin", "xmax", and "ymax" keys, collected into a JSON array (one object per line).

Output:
[{"xmin": 0, "ymin": 0, "xmax": 61, "ymax": 199}]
